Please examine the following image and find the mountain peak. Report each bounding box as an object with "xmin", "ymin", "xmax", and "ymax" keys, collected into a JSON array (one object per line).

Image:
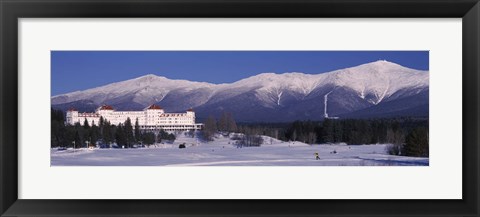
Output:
[
  {"xmin": 137, "ymin": 74, "xmax": 158, "ymax": 78},
  {"xmin": 365, "ymin": 59, "xmax": 403, "ymax": 68},
  {"xmin": 375, "ymin": 59, "xmax": 392, "ymax": 63},
  {"xmin": 133, "ymin": 74, "xmax": 175, "ymax": 84},
  {"xmin": 343, "ymin": 60, "xmax": 426, "ymax": 76},
  {"xmin": 135, "ymin": 74, "xmax": 163, "ymax": 80}
]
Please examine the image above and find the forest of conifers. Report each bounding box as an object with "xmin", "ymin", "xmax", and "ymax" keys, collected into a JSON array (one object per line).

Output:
[{"xmin": 234, "ymin": 118, "xmax": 428, "ymax": 157}]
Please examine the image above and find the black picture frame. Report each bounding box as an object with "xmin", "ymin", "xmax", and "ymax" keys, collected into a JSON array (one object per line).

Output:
[{"xmin": 1, "ymin": 0, "xmax": 479, "ymax": 216}]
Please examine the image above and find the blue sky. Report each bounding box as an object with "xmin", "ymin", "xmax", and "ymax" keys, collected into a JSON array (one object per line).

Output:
[{"xmin": 51, "ymin": 51, "xmax": 428, "ymax": 96}]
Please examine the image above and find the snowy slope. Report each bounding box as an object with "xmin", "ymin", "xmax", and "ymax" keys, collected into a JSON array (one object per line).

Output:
[
  {"xmin": 323, "ymin": 60, "xmax": 428, "ymax": 104},
  {"xmin": 51, "ymin": 60, "xmax": 429, "ymax": 120},
  {"xmin": 51, "ymin": 74, "xmax": 216, "ymax": 110}
]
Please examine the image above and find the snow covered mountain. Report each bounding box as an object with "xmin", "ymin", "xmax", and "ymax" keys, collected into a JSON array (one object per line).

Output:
[
  {"xmin": 51, "ymin": 75, "xmax": 217, "ymax": 112},
  {"xmin": 51, "ymin": 60, "xmax": 429, "ymax": 122}
]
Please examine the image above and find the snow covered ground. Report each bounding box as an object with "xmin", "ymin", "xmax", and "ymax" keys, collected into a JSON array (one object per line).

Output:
[{"xmin": 51, "ymin": 134, "xmax": 428, "ymax": 166}]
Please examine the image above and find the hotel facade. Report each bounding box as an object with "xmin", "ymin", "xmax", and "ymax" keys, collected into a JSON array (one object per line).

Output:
[{"xmin": 66, "ymin": 105, "xmax": 203, "ymax": 131}]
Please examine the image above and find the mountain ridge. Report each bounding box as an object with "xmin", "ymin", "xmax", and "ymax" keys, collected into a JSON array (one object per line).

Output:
[{"xmin": 52, "ymin": 60, "xmax": 429, "ymax": 122}]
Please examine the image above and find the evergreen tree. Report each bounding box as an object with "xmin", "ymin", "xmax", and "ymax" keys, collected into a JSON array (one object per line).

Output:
[
  {"xmin": 134, "ymin": 118, "xmax": 141, "ymax": 144},
  {"xmin": 124, "ymin": 118, "xmax": 134, "ymax": 148},
  {"xmin": 103, "ymin": 121, "xmax": 113, "ymax": 145},
  {"xmin": 51, "ymin": 120, "xmax": 63, "ymax": 147},
  {"xmin": 51, "ymin": 108, "xmax": 67, "ymax": 147},
  {"xmin": 167, "ymin": 133, "xmax": 176, "ymax": 141},
  {"xmin": 359, "ymin": 120, "xmax": 371, "ymax": 144},
  {"xmin": 90, "ymin": 121, "xmax": 100, "ymax": 146},
  {"xmin": 142, "ymin": 132, "xmax": 156, "ymax": 145},
  {"xmin": 157, "ymin": 130, "xmax": 165, "ymax": 143},
  {"xmin": 109, "ymin": 121, "xmax": 115, "ymax": 145},
  {"xmin": 332, "ymin": 120, "xmax": 343, "ymax": 143},
  {"xmin": 99, "ymin": 116, "xmax": 105, "ymax": 141},
  {"xmin": 51, "ymin": 108, "xmax": 65, "ymax": 122},
  {"xmin": 74, "ymin": 131, "xmax": 81, "ymax": 149},
  {"xmin": 73, "ymin": 122, "xmax": 85, "ymax": 148},
  {"xmin": 83, "ymin": 118, "xmax": 90, "ymax": 129},
  {"xmin": 115, "ymin": 123, "xmax": 127, "ymax": 147},
  {"xmin": 82, "ymin": 118, "xmax": 91, "ymax": 146},
  {"xmin": 342, "ymin": 120, "xmax": 352, "ymax": 144},
  {"xmin": 403, "ymin": 127, "xmax": 429, "ymax": 157},
  {"xmin": 155, "ymin": 130, "xmax": 176, "ymax": 142},
  {"xmin": 64, "ymin": 125, "xmax": 76, "ymax": 148},
  {"xmin": 322, "ymin": 119, "xmax": 334, "ymax": 143}
]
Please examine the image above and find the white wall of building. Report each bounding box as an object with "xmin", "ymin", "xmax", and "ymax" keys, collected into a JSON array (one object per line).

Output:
[{"xmin": 65, "ymin": 106, "xmax": 202, "ymax": 131}]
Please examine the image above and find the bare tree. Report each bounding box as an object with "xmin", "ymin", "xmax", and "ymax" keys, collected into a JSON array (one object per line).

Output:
[
  {"xmin": 226, "ymin": 112, "xmax": 238, "ymax": 132},
  {"xmin": 218, "ymin": 112, "xmax": 227, "ymax": 132},
  {"xmin": 202, "ymin": 115, "xmax": 217, "ymax": 141},
  {"xmin": 307, "ymin": 132, "xmax": 317, "ymax": 145}
]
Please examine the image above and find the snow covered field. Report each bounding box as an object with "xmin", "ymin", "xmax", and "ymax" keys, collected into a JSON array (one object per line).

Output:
[{"xmin": 51, "ymin": 134, "xmax": 428, "ymax": 166}]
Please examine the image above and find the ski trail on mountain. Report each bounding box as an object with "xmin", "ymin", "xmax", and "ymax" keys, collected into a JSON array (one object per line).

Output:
[
  {"xmin": 324, "ymin": 90, "xmax": 333, "ymax": 118},
  {"xmin": 277, "ymin": 91, "xmax": 283, "ymax": 106}
]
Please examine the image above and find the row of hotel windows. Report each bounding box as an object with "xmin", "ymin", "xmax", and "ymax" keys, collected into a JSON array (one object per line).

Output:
[
  {"xmin": 104, "ymin": 113, "xmax": 191, "ymax": 116},
  {"xmin": 140, "ymin": 125, "xmax": 202, "ymax": 129},
  {"xmin": 104, "ymin": 118, "xmax": 193, "ymax": 121},
  {"xmin": 74, "ymin": 119, "xmax": 193, "ymax": 125},
  {"xmin": 95, "ymin": 115, "xmax": 192, "ymax": 121}
]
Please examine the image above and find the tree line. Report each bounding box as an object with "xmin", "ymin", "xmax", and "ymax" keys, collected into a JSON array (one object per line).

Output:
[
  {"xmin": 204, "ymin": 115, "xmax": 428, "ymax": 157},
  {"xmin": 51, "ymin": 108, "xmax": 175, "ymax": 148},
  {"xmin": 235, "ymin": 118, "xmax": 428, "ymax": 157}
]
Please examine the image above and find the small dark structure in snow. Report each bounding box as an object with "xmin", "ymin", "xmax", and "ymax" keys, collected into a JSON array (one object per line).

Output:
[{"xmin": 179, "ymin": 143, "xmax": 186, "ymax": 149}]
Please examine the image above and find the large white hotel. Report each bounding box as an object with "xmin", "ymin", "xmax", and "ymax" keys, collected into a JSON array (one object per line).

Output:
[{"xmin": 66, "ymin": 104, "xmax": 203, "ymax": 131}]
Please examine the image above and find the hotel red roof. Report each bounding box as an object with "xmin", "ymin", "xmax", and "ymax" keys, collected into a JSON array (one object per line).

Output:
[
  {"xmin": 187, "ymin": 108, "xmax": 194, "ymax": 112},
  {"xmin": 98, "ymin": 105, "xmax": 114, "ymax": 110},
  {"xmin": 67, "ymin": 107, "xmax": 78, "ymax": 112},
  {"xmin": 146, "ymin": 104, "xmax": 163, "ymax": 110}
]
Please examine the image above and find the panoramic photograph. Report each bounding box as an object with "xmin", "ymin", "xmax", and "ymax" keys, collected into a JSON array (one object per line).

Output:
[{"xmin": 51, "ymin": 51, "xmax": 429, "ymax": 166}]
